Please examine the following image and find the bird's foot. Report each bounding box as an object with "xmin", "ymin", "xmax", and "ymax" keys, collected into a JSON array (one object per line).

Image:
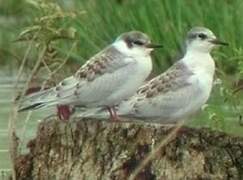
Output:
[{"xmin": 57, "ymin": 105, "xmax": 73, "ymax": 122}]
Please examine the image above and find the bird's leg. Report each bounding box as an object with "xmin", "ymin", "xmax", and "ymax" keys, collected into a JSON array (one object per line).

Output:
[
  {"xmin": 57, "ymin": 105, "xmax": 72, "ymax": 121},
  {"xmin": 107, "ymin": 106, "xmax": 119, "ymax": 122},
  {"xmin": 112, "ymin": 106, "xmax": 119, "ymax": 121},
  {"xmin": 107, "ymin": 107, "xmax": 115, "ymax": 121}
]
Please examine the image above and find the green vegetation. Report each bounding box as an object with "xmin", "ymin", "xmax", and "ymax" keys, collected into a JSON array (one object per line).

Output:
[
  {"xmin": 0, "ymin": 0, "xmax": 243, "ymax": 175},
  {"xmin": 1, "ymin": 0, "xmax": 243, "ymax": 72},
  {"xmin": 0, "ymin": 0, "xmax": 243, "ymax": 139},
  {"xmin": 1, "ymin": 0, "xmax": 243, "ymax": 132},
  {"xmin": 16, "ymin": 0, "xmax": 243, "ymax": 129},
  {"xmin": 71, "ymin": 0, "xmax": 243, "ymax": 74}
]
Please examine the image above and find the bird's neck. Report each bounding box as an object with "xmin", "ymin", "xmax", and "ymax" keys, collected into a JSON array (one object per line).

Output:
[{"xmin": 182, "ymin": 49, "xmax": 215, "ymax": 76}]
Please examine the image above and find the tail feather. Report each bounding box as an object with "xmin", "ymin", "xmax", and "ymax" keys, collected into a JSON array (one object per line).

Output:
[
  {"xmin": 18, "ymin": 88, "xmax": 57, "ymax": 112},
  {"xmin": 18, "ymin": 102, "xmax": 45, "ymax": 112}
]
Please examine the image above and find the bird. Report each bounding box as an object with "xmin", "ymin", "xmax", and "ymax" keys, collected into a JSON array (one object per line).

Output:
[
  {"xmin": 76, "ymin": 27, "xmax": 228, "ymax": 123},
  {"xmin": 18, "ymin": 31, "xmax": 163, "ymax": 121}
]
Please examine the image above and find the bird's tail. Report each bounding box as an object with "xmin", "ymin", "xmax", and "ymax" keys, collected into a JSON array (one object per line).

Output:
[{"xmin": 18, "ymin": 88, "xmax": 57, "ymax": 112}]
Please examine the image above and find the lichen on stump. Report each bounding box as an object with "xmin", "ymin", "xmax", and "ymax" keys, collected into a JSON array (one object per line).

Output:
[{"xmin": 15, "ymin": 118, "xmax": 243, "ymax": 180}]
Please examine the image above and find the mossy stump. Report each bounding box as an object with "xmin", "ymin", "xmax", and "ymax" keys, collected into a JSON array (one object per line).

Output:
[{"xmin": 14, "ymin": 118, "xmax": 243, "ymax": 180}]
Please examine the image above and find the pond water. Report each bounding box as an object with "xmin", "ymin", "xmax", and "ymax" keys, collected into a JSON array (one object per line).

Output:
[
  {"xmin": 0, "ymin": 70, "xmax": 242, "ymax": 178},
  {"xmin": 0, "ymin": 70, "xmax": 52, "ymax": 178}
]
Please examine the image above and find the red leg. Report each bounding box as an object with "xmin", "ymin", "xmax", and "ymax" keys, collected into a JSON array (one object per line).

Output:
[
  {"xmin": 107, "ymin": 106, "xmax": 119, "ymax": 122},
  {"xmin": 107, "ymin": 107, "xmax": 114, "ymax": 121},
  {"xmin": 112, "ymin": 107, "xmax": 119, "ymax": 120},
  {"xmin": 57, "ymin": 105, "xmax": 72, "ymax": 121}
]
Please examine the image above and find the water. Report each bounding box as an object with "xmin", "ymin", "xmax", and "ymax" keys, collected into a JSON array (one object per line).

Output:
[{"xmin": 0, "ymin": 71, "xmax": 52, "ymax": 177}]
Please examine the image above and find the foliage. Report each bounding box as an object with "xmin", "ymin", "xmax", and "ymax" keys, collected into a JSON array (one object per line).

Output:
[
  {"xmin": 14, "ymin": 0, "xmax": 83, "ymax": 79},
  {"xmin": 1, "ymin": 0, "xmax": 243, "ymax": 132},
  {"xmin": 69, "ymin": 0, "xmax": 243, "ymax": 75},
  {"xmin": 1, "ymin": 0, "xmax": 243, "ymax": 73},
  {"xmin": 69, "ymin": 0, "xmax": 243, "ymax": 132}
]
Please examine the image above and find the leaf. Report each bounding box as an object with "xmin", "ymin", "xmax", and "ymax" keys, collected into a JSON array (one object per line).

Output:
[{"xmin": 14, "ymin": 26, "xmax": 41, "ymax": 42}]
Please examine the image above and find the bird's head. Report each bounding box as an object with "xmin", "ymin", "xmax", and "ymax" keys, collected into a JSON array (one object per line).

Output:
[
  {"xmin": 186, "ymin": 27, "xmax": 228, "ymax": 53},
  {"xmin": 113, "ymin": 31, "xmax": 162, "ymax": 57}
]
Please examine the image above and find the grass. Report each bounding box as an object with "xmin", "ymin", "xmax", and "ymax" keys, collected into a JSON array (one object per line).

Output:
[
  {"xmin": 66, "ymin": 0, "xmax": 243, "ymax": 75},
  {"xmin": 1, "ymin": 0, "xmax": 243, "ymax": 176},
  {"xmin": 0, "ymin": 0, "xmax": 243, "ymax": 132},
  {"xmin": 2, "ymin": 0, "xmax": 243, "ymax": 74},
  {"xmin": 0, "ymin": 0, "xmax": 242, "ymax": 147},
  {"xmin": 61, "ymin": 0, "xmax": 243, "ymax": 135},
  {"xmin": 60, "ymin": 0, "xmax": 243, "ymax": 134}
]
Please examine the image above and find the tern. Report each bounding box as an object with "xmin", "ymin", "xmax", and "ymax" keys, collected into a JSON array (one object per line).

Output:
[
  {"xmin": 18, "ymin": 31, "xmax": 162, "ymax": 121},
  {"xmin": 76, "ymin": 27, "xmax": 228, "ymax": 123}
]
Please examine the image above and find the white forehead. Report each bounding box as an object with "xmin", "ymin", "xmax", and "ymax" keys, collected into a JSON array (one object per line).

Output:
[
  {"xmin": 187, "ymin": 27, "xmax": 216, "ymax": 39},
  {"xmin": 115, "ymin": 31, "xmax": 150, "ymax": 43}
]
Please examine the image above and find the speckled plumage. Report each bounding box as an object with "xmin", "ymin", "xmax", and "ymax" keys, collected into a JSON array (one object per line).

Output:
[
  {"xmin": 75, "ymin": 27, "xmax": 228, "ymax": 123},
  {"xmin": 137, "ymin": 62, "xmax": 193, "ymax": 98},
  {"xmin": 18, "ymin": 31, "xmax": 157, "ymax": 114},
  {"xmin": 116, "ymin": 27, "xmax": 227, "ymax": 122},
  {"xmin": 75, "ymin": 47, "xmax": 125, "ymax": 81}
]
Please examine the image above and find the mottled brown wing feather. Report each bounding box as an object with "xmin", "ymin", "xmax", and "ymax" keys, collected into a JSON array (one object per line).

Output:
[
  {"xmin": 74, "ymin": 46, "xmax": 127, "ymax": 81},
  {"xmin": 137, "ymin": 62, "xmax": 194, "ymax": 98},
  {"xmin": 50, "ymin": 46, "xmax": 133, "ymax": 103}
]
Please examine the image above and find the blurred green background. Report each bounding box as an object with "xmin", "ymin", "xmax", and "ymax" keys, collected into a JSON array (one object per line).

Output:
[{"xmin": 0, "ymin": 0, "xmax": 243, "ymax": 176}]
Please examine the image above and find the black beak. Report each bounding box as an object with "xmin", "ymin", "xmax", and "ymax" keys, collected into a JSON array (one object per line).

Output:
[
  {"xmin": 210, "ymin": 39, "xmax": 229, "ymax": 46},
  {"xmin": 146, "ymin": 43, "xmax": 163, "ymax": 49}
]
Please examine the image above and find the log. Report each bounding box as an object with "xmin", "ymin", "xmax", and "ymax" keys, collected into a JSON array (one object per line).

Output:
[{"xmin": 14, "ymin": 118, "xmax": 243, "ymax": 180}]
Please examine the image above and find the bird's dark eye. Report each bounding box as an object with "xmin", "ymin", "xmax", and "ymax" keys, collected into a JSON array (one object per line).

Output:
[
  {"xmin": 198, "ymin": 33, "xmax": 207, "ymax": 39},
  {"xmin": 133, "ymin": 40, "xmax": 144, "ymax": 46}
]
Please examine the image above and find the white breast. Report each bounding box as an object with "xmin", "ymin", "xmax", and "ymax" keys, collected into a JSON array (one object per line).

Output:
[
  {"xmin": 170, "ymin": 52, "xmax": 215, "ymax": 120},
  {"xmin": 184, "ymin": 51, "xmax": 215, "ymax": 101}
]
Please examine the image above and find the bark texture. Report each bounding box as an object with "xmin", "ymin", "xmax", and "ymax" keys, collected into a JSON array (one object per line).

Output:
[{"xmin": 15, "ymin": 118, "xmax": 243, "ymax": 180}]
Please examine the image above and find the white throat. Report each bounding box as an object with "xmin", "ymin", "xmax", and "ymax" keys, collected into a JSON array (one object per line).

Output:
[{"xmin": 182, "ymin": 48, "xmax": 215, "ymax": 76}]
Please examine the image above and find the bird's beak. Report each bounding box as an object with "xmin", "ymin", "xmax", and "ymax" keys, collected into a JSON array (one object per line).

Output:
[
  {"xmin": 210, "ymin": 39, "xmax": 229, "ymax": 46},
  {"xmin": 146, "ymin": 43, "xmax": 163, "ymax": 49}
]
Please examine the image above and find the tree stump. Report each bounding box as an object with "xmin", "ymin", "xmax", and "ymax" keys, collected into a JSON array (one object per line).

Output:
[{"xmin": 14, "ymin": 118, "xmax": 243, "ymax": 180}]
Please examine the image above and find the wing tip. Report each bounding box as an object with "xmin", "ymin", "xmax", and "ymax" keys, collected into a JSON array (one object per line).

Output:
[{"xmin": 18, "ymin": 102, "xmax": 45, "ymax": 112}]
